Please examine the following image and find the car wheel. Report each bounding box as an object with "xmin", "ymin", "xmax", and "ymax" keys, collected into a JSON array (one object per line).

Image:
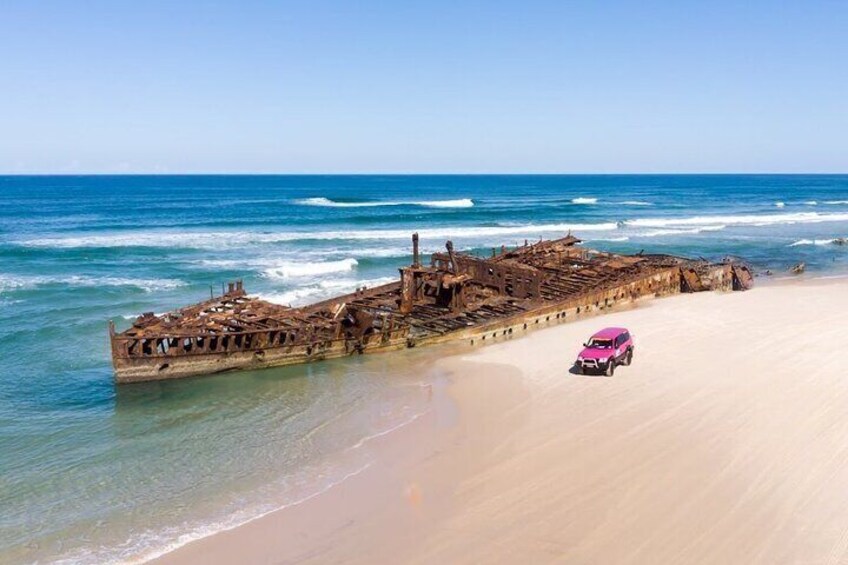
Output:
[
  {"xmin": 575, "ymin": 364, "xmax": 584, "ymax": 375},
  {"xmin": 624, "ymin": 349, "xmax": 633, "ymax": 366},
  {"xmin": 605, "ymin": 361, "xmax": 615, "ymax": 377}
]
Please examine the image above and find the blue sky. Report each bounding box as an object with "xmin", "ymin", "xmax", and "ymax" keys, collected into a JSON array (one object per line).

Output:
[{"xmin": 1, "ymin": 1, "xmax": 846, "ymax": 173}]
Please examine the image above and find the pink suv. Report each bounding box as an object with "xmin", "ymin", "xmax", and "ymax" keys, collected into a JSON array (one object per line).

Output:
[{"xmin": 575, "ymin": 327, "xmax": 634, "ymax": 376}]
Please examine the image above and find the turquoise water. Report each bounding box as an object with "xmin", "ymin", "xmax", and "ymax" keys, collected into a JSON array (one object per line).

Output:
[{"xmin": 1, "ymin": 175, "xmax": 847, "ymax": 562}]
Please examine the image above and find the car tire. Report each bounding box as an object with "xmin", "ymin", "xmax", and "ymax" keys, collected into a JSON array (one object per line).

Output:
[
  {"xmin": 624, "ymin": 349, "xmax": 633, "ymax": 366},
  {"xmin": 605, "ymin": 361, "xmax": 615, "ymax": 377},
  {"xmin": 575, "ymin": 364, "xmax": 584, "ymax": 375}
]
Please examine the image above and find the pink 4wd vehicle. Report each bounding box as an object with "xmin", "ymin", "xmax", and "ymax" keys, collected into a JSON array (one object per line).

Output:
[{"xmin": 574, "ymin": 327, "xmax": 634, "ymax": 376}]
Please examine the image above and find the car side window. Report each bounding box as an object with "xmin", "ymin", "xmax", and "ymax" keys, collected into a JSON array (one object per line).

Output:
[
  {"xmin": 614, "ymin": 335, "xmax": 623, "ymax": 347},
  {"xmin": 622, "ymin": 332, "xmax": 630, "ymax": 343}
]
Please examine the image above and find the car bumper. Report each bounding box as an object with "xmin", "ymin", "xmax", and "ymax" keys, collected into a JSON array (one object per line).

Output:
[{"xmin": 576, "ymin": 359, "xmax": 611, "ymax": 371}]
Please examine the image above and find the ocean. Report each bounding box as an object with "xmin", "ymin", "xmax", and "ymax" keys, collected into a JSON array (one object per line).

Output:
[{"xmin": 1, "ymin": 174, "xmax": 847, "ymax": 563}]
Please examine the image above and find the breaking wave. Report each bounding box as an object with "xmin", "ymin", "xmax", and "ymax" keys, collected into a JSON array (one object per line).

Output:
[
  {"xmin": 621, "ymin": 200, "xmax": 653, "ymax": 206},
  {"xmin": 775, "ymin": 201, "xmax": 786, "ymax": 208},
  {"xmin": 193, "ymin": 247, "xmax": 412, "ymax": 268},
  {"xmin": 121, "ymin": 311, "xmax": 166, "ymax": 320},
  {"xmin": 262, "ymin": 258, "xmax": 358, "ymax": 279},
  {"xmin": 571, "ymin": 197, "xmax": 598, "ymax": 204},
  {"xmin": 624, "ymin": 211, "xmax": 848, "ymax": 229},
  {"xmin": 295, "ymin": 197, "xmax": 474, "ymax": 208},
  {"xmin": 16, "ymin": 212, "xmax": 848, "ymax": 251},
  {"xmin": 0, "ymin": 275, "xmax": 185, "ymax": 293},
  {"xmin": 640, "ymin": 225, "xmax": 727, "ymax": 237},
  {"xmin": 588, "ymin": 236, "xmax": 630, "ymax": 242},
  {"xmin": 788, "ymin": 238, "xmax": 845, "ymax": 247},
  {"xmin": 256, "ymin": 277, "xmax": 396, "ymax": 306},
  {"xmin": 825, "ymin": 200, "xmax": 848, "ymax": 205},
  {"xmin": 16, "ymin": 222, "xmax": 618, "ymax": 249}
]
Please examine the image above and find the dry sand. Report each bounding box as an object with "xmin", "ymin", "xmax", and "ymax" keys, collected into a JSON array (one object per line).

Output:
[{"xmin": 156, "ymin": 280, "xmax": 848, "ymax": 565}]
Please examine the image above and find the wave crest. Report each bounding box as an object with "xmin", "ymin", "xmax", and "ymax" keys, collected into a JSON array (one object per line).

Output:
[
  {"xmin": 17, "ymin": 211, "xmax": 848, "ymax": 250},
  {"xmin": 641, "ymin": 225, "xmax": 727, "ymax": 237},
  {"xmin": 262, "ymin": 258, "xmax": 358, "ymax": 279},
  {"xmin": 788, "ymin": 238, "xmax": 844, "ymax": 247},
  {"xmin": 17, "ymin": 222, "xmax": 618, "ymax": 249},
  {"xmin": 256, "ymin": 276, "xmax": 396, "ymax": 306},
  {"xmin": 588, "ymin": 236, "xmax": 630, "ymax": 242},
  {"xmin": 0, "ymin": 275, "xmax": 185, "ymax": 293},
  {"xmin": 625, "ymin": 211, "xmax": 848, "ymax": 229}
]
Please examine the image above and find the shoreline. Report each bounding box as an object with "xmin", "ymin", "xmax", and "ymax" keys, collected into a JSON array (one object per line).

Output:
[
  {"xmin": 148, "ymin": 356, "xmax": 526, "ymax": 564},
  {"xmin": 154, "ymin": 278, "xmax": 848, "ymax": 564}
]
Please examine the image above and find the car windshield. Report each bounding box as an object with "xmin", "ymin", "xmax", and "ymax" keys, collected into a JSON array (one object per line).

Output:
[{"xmin": 588, "ymin": 338, "xmax": 613, "ymax": 349}]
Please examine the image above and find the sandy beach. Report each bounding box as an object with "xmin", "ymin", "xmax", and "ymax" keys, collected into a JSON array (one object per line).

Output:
[{"xmin": 155, "ymin": 279, "xmax": 848, "ymax": 564}]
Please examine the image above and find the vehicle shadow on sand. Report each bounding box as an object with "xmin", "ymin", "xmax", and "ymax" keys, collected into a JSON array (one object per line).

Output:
[{"xmin": 567, "ymin": 365, "xmax": 609, "ymax": 377}]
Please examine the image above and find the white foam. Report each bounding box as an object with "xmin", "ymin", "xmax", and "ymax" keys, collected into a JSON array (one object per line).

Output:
[
  {"xmin": 0, "ymin": 274, "xmax": 185, "ymax": 293},
  {"xmin": 192, "ymin": 247, "xmax": 414, "ymax": 270},
  {"xmin": 21, "ymin": 211, "xmax": 848, "ymax": 251},
  {"xmin": 589, "ymin": 236, "xmax": 631, "ymax": 242},
  {"xmin": 640, "ymin": 225, "xmax": 727, "ymax": 237},
  {"xmin": 403, "ymin": 221, "xmax": 618, "ymax": 238},
  {"xmin": 788, "ymin": 238, "xmax": 843, "ymax": 247},
  {"xmin": 17, "ymin": 222, "xmax": 619, "ymax": 249},
  {"xmin": 121, "ymin": 311, "xmax": 167, "ymax": 321},
  {"xmin": 53, "ymin": 462, "xmax": 376, "ymax": 565},
  {"xmin": 262, "ymin": 258, "xmax": 358, "ymax": 279},
  {"xmin": 255, "ymin": 277, "xmax": 396, "ymax": 306},
  {"xmin": 255, "ymin": 287, "xmax": 325, "ymax": 306},
  {"xmin": 621, "ymin": 200, "xmax": 653, "ymax": 206},
  {"xmin": 571, "ymin": 197, "xmax": 598, "ymax": 204},
  {"xmin": 346, "ymin": 410, "xmax": 429, "ymax": 452},
  {"xmin": 642, "ymin": 228, "xmax": 697, "ymax": 237},
  {"xmin": 418, "ymin": 198, "xmax": 474, "ymax": 208},
  {"xmin": 805, "ymin": 201, "xmax": 818, "ymax": 206},
  {"xmin": 825, "ymin": 200, "xmax": 848, "ymax": 205},
  {"xmin": 625, "ymin": 212, "xmax": 848, "ymax": 229},
  {"xmin": 193, "ymin": 258, "xmax": 286, "ymax": 269},
  {"xmin": 295, "ymin": 197, "xmax": 474, "ymax": 208},
  {"xmin": 775, "ymin": 201, "xmax": 786, "ymax": 208}
]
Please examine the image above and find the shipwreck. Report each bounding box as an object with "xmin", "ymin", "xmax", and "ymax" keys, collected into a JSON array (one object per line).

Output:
[{"xmin": 109, "ymin": 234, "xmax": 753, "ymax": 383}]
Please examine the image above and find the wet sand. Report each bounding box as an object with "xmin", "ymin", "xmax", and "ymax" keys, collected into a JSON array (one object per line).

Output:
[{"xmin": 155, "ymin": 280, "xmax": 848, "ymax": 564}]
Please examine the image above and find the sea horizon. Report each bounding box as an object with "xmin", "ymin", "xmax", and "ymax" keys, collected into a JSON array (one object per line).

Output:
[{"xmin": 3, "ymin": 172, "xmax": 848, "ymax": 177}]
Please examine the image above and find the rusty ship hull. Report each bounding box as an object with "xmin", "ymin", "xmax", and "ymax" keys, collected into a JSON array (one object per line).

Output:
[{"xmin": 110, "ymin": 234, "xmax": 753, "ymax": 383}]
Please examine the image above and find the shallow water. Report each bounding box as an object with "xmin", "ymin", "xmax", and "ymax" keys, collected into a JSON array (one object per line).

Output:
[
  {"xmin": 1, "ymin": 175, "xmax": 847, "ymax": 562},
  {"xmin": 1, "ymin": 351, "xmax": 439, "ymax": 563}
]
